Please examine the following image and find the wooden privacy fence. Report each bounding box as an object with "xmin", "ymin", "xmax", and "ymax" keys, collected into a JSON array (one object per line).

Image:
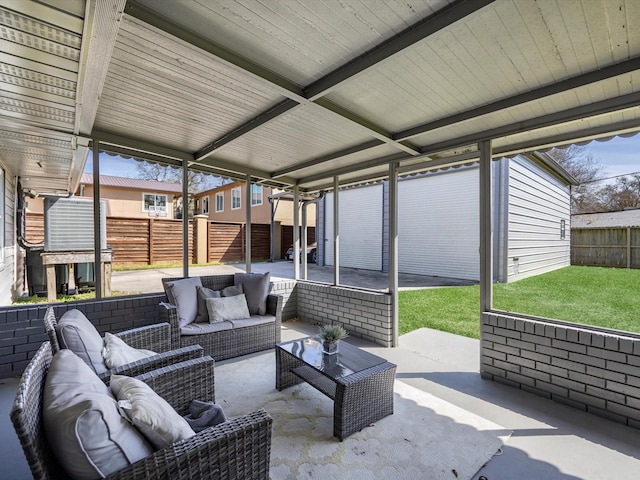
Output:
[
  {"xmin": 208, "ymin": 222, "xmax": 270, "ymax": 263},
  {"xmin": 26, "ymin": 214, "xmax": 279, "ymax": 266},
  {"xmin": 571, "ymin": 227, "xmax": 640, "ymax": 268}
]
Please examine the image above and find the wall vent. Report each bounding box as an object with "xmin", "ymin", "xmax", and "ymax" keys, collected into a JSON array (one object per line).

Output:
[{"xmin": 44, "ymin": 197, "xmax": 106, "ymax": 251}]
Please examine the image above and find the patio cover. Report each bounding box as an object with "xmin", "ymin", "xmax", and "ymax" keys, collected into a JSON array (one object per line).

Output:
[
  {"xmin": 1, "ymin": 0, "xmax": 639, "ymax": 334},
  {"xmin": 0, "ymin": 0, "xmax": 639, "ymax": 197}
]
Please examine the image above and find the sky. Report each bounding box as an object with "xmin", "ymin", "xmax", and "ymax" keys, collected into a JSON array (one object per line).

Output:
[
  {"xmin": 86, "ymin": 134, "xmax": 640, "ymax": 182},
  {"xmin": 583, "ymin": 133, "xmax": 640, "ymax": 180},
  {"xmin": 84, "ymin": 152, "xmax": 143, "ymax": 178}
]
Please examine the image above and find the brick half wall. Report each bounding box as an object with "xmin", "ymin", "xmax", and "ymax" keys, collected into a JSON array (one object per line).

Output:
[
  {"xmin": 481, "ymin": 312, "xmax": 640, "ymax": 429},
  {"xmin": 0, "ymin": 294, "xmax": 165, "ymax": 379},
  {"xmin": 270, "ymin": 280, "xmax": 297, "ymax": 320},
  {"xmin": 296, "ymin": 282, "xmax": 392, "ymax": 347}
]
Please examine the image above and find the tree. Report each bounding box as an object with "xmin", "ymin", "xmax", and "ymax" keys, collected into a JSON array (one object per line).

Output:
[
  {"xmin": 546, "ymin": 145, "xmax": 606, "ymax": 213},
  {"xmin": 597, "ymin": 174, "xmax": 640, "ymax": 211},
  {"xmin": 135, "ymin": 161, "xmax": 226, "ymax": 193},
  {"xmin": 136, "ymin": 161, "xmax": 230, "ymax": 218}
]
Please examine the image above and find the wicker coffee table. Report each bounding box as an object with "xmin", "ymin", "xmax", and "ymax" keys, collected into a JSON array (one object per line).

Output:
[{"xmin": 276, "ymin": 336, "xmax": 396, "ymax": 440}]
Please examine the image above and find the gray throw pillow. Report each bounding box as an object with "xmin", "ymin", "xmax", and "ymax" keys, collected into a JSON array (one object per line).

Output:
[
  {"xmin": 234, "ymin": 272, "xmax": 270, "ymax": 315},
  {"xmin": 194, "ymin": 286, "xmax": 221, "ymax": 323},
  {"xmin": 43, "ymin": 350, "xmax": 154, "ymax": 480},
  {"xmin": 165, "ymin": 277, "xmax": 202, "ymax": 327},
  {"xmin": 222, "ymin": 284, "xmax": 243, "ymax": 297},
  {"xmin": 206, "ymin": 294, "xmax": 251, "ymax": 323},
  {"xmin": 56, "ymin": 309, "xmax": 107, "ymax": 375}
]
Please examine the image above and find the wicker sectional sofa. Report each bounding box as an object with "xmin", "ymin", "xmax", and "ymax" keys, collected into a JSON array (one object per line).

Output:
[{"xmin": 159, "ymin": 274, "xmax": 283, "ymax": 361}]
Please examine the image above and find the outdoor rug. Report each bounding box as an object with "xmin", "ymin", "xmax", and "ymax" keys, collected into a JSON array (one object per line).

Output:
[{"xmin": 215, "ymin": 352, "xmax": 511, "ymax": 480}]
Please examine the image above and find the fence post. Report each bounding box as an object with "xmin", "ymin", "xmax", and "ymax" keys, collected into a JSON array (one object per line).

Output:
[
  {"xmin": 148, "ymin": 218, "xmax": 154, "ymax": 265},
  {"xmin": 628, "ymin": 227, "xmax": 632, "ymax": 269},
  {"xmin": 241, "ymin": 224, "xmax": 245, "ymax": 262},
  {"xmin": 194, "ymin": 215, "xmax": 208, "ymax": 264}
]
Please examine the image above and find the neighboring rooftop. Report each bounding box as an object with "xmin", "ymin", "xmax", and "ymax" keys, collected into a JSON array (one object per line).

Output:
[
  {"xmin": 571, "ymin": 208, "xmax": 640, "ymax": 228},
  {"xmin": 81, "ymin": 173, "xmax": 182, "ymax": 194}
]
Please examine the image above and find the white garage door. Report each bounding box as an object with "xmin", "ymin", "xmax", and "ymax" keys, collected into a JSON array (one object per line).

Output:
[
  {"xmin": 399, "ymin": 168, "xmax": 479, "ymax": 280},
  {"xmin": 325, "ymin": 184, "xmax": 383, "ymax": 270}
]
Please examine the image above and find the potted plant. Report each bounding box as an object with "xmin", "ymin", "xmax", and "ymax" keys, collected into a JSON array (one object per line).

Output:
[{"xmin": 318, "ymin": 324, "xmax": 348, "ymax": 355}]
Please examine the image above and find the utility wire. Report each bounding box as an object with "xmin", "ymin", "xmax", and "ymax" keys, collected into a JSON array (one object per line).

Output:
[{"xmin": 581, "ymin": 171, "xmax": 640, "ymax": 185}]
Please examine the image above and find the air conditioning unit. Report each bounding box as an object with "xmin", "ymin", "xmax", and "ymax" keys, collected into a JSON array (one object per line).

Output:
[{"xmin": 44, "ymin": 197, "xmax": 107, "ymax": 251}]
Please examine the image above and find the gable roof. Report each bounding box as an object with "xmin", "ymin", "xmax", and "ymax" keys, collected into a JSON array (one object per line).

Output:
[
  {"xmin": 1, "ymin": 1, "xmax": 639, "ymax": 197},
  {"xmin": 572, "ymin": 209, "xmax": 640, "ymax": 228},
  {"xmin": 80, "ymin": 173, "xmax": 182, "ymax": 194}
]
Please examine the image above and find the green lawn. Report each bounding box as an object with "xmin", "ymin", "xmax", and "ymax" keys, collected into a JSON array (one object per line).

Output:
[{"xmin": 399, "ymin": 266, "xmax": 640, "ymax": 339}]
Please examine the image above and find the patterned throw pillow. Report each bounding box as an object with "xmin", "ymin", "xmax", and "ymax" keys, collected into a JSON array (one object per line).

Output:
[{"xmin": 205, "ymin": 294, "xmax": 251, "ymax": 323}]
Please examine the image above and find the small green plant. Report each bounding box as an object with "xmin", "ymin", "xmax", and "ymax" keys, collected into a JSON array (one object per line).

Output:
[{"xmin": 318, "ymin": 324, "xmax": 349, "ymax": 343}]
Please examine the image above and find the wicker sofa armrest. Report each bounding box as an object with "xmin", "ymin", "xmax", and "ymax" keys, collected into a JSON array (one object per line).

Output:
[
  {"xmin": 106, "ymin": 409, "xmax": 272, "ymax": 480},
  {"xmin": 134, "ymin": 355, "xmax": 216, "ymax": 412},
  {"xmin": 98, "ymin": 345, "xmax": 204, "ymax": 384},
  {"xmin": 115, "ymin": 322, "xmax": 172, "ymax": 352},
  {"xmin": 266, "ymin": 293, "xmax": 283, "ymax": 343},
  {"xmin": 158, "ymin": 302, "xmax": 182, "ymax": 350}
]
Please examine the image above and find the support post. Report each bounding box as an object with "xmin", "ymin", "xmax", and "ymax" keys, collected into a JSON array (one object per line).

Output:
[
  {"xmin": 479, "ymin": 140, "xmax": 493, "ymax": 313},
  {"xmin": 92, "ymin": 140, "xmax": 102, "ymax": 298},
  {"xmin": 389, "ymin": 161, "xmax": 399, "ymax": 347},
  {"xmin": 182, "ymin": 161, "xmax": 189, "ymax": 278},
  {"xmin": 333, "ymin": 176, "xmax": 339, "ymax": 286},
  {"xmin": 293, "ymin": 185, "xmax": 300, "ymax": 280},
  {"xmin": 245, "ymin": 175, "xmax": 252, "ymax": 273},
  {"xmin": 302, "ymin": 200, "xmax": 308, "ymax": 279},
  {"xmin": 269, "ymin": 197, "xmax": 275, "ymax": 262}
]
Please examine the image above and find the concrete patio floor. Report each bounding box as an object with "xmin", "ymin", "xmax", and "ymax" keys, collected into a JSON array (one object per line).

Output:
[
  {"xmin": 109, "ymin": 260, "xmax": 476, "ymax": 295},
  {"xmin": 2, "ymin": 319, "xmax": 639, "ymax": 479}
]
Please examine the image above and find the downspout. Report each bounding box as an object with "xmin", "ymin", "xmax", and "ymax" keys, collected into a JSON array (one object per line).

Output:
[{"xmin": 15, "ymin": 180, "xmax": 44, "ymax": 251}]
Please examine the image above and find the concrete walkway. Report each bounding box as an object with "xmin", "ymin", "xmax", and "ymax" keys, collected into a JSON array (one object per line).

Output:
[{"xmin": 111, "ymin": 260, "xmax": 476, "ymax": 294}]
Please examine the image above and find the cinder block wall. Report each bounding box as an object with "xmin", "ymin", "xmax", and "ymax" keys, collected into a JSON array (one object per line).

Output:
[
  {"xmin": 0, "ymin": 294, "xmax": 165, "ymax": 379},
  {"xmin": 296, "ymin": 282, "xmax": 393, "ymax": 347},
  {"xmin": 481, "ymin": 312, "xmax": 640, "ymax": 428}
]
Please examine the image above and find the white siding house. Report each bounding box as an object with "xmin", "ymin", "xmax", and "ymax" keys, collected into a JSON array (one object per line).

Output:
[
  {"xmin": 398, "ymin": 167, "xmax": 479, "ymax": 281},
  {"xmin": 319, "ymin": 153, "xmax": 573, "ymax": 283},
  {"xmin": 324, "ymin": 184, "xmax": 383, "ymax": 270},
  {"xmin": 504, "ymin": 156, "xmax": 572, "ymax": 282}
]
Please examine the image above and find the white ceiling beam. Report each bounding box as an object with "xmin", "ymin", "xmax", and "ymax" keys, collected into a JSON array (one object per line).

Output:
[
  {"xmin": 128, "ymin": 0, "xmax": 484, "ymax": 161},
  {"xmin": 396, "ymin": 57, "xmax": 640, "ymax": 142},
  {"xmin": 75, "ymin": 0, "xmax": 127, "ymax": 136}
]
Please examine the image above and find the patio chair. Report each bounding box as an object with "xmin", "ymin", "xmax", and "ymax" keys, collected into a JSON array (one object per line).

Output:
[
  {"xmin": 44, "ymin": 306, "xmax": 204, "ymax": 383},
  {"xmin": 10, "ymin": 341, "xmax": 273, "ymax": 480}
]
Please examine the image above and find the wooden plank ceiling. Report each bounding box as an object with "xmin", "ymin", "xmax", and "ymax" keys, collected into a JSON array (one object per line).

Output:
[{"xmin": 0, "ymin": 0, "xmax": 639, "ymax": 196}]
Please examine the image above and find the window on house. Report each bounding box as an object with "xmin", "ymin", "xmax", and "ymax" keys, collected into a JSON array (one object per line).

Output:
[
  {"xmin": 215, "ymin": 192, "xmax": 224, "ymax": 212},
  {"xmin": 251, "ymin": 184, "xmax": 263, "ymax": 206},
  {"xmin": 560, "ymin": 219, "xmax": 566, "ymax": 239},
  {"xmin": 143, "ymin": 193, "xmax": 167, "ymax": 212},
  {"xmin": 232, "ymin": 187, "xmax": 241, "ymax": 209},
  {"xmin": 202, "ymin": 196, "xmax": 209, "ymax": 214}
]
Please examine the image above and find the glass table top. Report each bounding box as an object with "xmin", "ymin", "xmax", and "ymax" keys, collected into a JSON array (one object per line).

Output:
[{"xmin": 278, "ymin": 336, "xmax": 387, "ymax": 380}]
